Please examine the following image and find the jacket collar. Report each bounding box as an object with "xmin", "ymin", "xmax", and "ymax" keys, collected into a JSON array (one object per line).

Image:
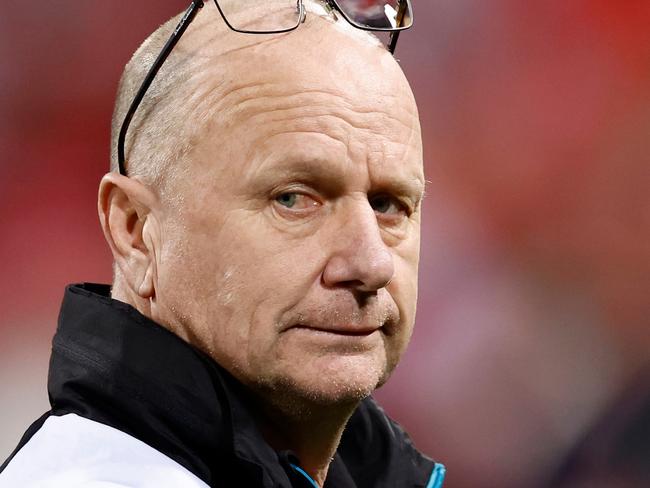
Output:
[{"xmin": 48, "ymin": 283, "xmax": 437, "ymax": 487}]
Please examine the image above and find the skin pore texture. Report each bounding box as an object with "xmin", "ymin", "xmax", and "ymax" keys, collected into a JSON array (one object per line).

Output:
[{"xmin": 98, "ymin": 2, "xmax": 423, "ymax": 484}]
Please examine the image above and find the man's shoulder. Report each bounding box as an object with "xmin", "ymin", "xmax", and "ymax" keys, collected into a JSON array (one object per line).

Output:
[{"xmin": 0, "ymin": 413, "xmax": 208, "ymax": 488}]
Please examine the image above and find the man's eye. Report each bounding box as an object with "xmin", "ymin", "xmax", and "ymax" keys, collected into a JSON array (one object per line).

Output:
[
  {"xmin": 369, "ymin": 195, "xmax": 405, "ymax": 216},
  {"xmin": 274, "ymin": 192, "xmax": 319, "ymax": 210},
  {"xmin": 276, "ymin": 193, "xmax": 298, "ymax": 208}
]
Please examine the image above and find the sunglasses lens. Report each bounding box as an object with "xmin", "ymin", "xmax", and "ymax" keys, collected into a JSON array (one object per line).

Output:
[
  {"xmin": 216, "ymin": 0, "xmax": 302, "ymax": 32},
  {"xmin": 335, "ymin": 0, "xmax": 413, "ymax": 30}
]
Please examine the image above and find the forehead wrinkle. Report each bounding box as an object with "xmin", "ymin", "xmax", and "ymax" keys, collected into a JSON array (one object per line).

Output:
[
  {"xmin": 226, "ymin": 84, "xmax": 415, "ymax": 131},
  {"xmin": 247, "ymin": 99, "xmax": 416, "ymax": 140},
  {"xmin": 242, "ymin": 109, "xmax": 416, "ymax": 182},
  {"xmin": 262, "ymin": 129, "xmax": 349, "ymax": 154},
  {"xmin": 226, "ymin": 91, "xmax": 417, "ymax": 147},
  {"xmin": 251, "ymin": 111, "xmax": 417, "ymax": 167}
]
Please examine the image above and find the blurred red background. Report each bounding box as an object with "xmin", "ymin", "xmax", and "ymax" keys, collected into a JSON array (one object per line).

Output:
[{"xmin": 1, "ymin": 1, "xmax": 649, "ymax": 487}]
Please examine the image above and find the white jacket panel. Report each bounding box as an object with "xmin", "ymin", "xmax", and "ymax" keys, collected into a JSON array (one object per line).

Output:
[{"xmin": 0, "ymin": 413, "xmax": 209, "ymax": 488}]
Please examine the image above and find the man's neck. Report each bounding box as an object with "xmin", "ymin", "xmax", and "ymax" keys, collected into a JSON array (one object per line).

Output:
[{"xmin": 253, "ymin": 396, "xmax": 359, "ymax": 487}]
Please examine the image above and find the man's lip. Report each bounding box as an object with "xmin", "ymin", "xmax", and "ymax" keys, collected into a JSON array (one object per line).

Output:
[{"xmin": 289, "ymin": 324, "xmax": 381, "ymax": 337}]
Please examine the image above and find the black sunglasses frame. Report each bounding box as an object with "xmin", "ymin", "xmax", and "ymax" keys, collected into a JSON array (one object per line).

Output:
[{"xmin": 117, "ymin": 0, "xmax": 414, "ymax": 175}]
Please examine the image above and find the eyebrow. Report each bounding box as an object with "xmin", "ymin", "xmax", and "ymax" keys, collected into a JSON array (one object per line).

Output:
[
  {"xmin": 374, "ymin": 176, "xmax": 425, "ymax": 201},
  {"xmin": 248, "ymin": 156, "xmax": 349, "ymax": 193}
]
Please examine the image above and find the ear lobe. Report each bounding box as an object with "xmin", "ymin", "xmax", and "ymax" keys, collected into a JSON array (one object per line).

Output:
[{"xmin": 98, "ymin": 173, "xmax": 159, "ymax": 300}]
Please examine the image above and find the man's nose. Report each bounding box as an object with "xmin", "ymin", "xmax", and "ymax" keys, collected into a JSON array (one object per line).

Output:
[{"xmin": 322, "ymin": 202, "xmax": 395, "ymax": 292}]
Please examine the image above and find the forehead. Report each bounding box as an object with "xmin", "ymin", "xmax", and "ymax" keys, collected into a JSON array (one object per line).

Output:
[{"xmin": 179, "ymin": 7, "xmax": 422, "ymax": 187}]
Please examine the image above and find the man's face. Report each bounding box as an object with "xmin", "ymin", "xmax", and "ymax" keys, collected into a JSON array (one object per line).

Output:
[{"xmin": 151, "ymin": 17, "xmax": 424, "ymax": 406}]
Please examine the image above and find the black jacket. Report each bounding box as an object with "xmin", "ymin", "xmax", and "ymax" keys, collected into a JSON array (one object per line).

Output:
[{"xmin": 1, "ymin": 284, "xmax": 445, "ymax": 487}]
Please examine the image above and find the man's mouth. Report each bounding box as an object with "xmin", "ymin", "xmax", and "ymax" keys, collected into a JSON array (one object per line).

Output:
[{"xmin": 290, "ymin": 324, "xmax": 381, "ymax": 337}]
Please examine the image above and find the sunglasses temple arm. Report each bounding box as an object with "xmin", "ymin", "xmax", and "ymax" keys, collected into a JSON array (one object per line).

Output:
[
  {"xmin": 117, "ymin": 0, "xmax": 205, "ymax": 175},
  {"xmin": 388, "ymin": 0, "xmax": 410, "ymax": 54},
  {"xmin": 388, "ymin": 30, "xmax": 400, "ymax": 54}
]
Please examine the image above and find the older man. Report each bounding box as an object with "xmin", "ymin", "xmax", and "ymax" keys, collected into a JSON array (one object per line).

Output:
[{"xmin": 0, "ymin": 1, "xmax": 444, "ymax": 487}]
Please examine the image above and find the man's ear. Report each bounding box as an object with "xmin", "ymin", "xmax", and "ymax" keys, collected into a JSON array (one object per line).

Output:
[{"xmin": 98, "ymin": 173, "xmax": 160, "ymax": 300}]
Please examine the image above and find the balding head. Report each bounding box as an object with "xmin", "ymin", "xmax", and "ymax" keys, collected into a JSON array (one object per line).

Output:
[{"xmin": 110, "ymin": 0, "xmax": 389, "ymax": 194}]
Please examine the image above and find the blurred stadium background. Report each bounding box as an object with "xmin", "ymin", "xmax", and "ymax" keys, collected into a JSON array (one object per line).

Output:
[{"xmin": 1, "ymin": 1, "xmax": 648, "ymax": 486}]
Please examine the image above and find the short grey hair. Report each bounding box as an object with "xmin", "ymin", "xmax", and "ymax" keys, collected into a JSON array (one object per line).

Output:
[{"xmin": 110, "ymin": 12, "xmax": 199, "ymax": 191}]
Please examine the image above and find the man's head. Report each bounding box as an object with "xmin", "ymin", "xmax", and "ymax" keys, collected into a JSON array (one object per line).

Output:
[{"xmin": 99, "ymin": 0, "xmax": 423, "ymax": 411}]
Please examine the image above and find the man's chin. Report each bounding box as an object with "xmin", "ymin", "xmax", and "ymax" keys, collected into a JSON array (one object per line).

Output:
[{"xmin": 253, "ymin": 357, "xmax": 390, "ymax": 414}]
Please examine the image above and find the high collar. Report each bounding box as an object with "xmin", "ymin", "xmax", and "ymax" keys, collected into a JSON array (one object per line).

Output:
[{"xmin": 48, "ymin": 284, "xmax": 437, "ymax": 488}]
